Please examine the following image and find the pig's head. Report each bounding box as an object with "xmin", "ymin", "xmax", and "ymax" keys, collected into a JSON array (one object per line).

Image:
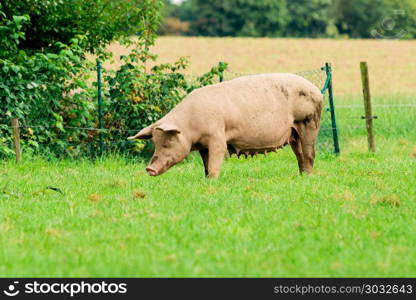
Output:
[{"xmin": 128, "ymin": 122, "xmax": 190, "ymax": 176}]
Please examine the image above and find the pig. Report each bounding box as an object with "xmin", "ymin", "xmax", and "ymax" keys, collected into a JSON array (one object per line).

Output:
[{"xmin": 128, "ymin": 73, "xmax": 323, "ymax": 178}]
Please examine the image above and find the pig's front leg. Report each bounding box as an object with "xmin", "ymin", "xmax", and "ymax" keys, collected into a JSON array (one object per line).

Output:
[
  {"xmin": 206, "ymin": 140, "xmax": 227, "ymax": 178},
  {"xmin": 199, "ymin": 149, "xmax": 209, "ymax": 177}
]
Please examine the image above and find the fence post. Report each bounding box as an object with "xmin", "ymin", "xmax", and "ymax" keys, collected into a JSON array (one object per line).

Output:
[
  {"xmin": 11, "ymin": 118, "xmax": 21, "ymax": 162},
  {"xmin": 218, "ymin": 61, "xmax": 226, "ymax": 82},
  {"xmin": 97, "ymin": 60, "xmax": 104, "ymax": 156},
  {"xmin": 360, "ymin": 62, "xmax": 376, "ymax": 152},
  {"xmin": 325, "ymin": 62, "xmax": 340, "ymax": 155}
]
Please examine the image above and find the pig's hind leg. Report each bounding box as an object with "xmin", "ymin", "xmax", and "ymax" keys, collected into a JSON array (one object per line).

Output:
[
  {"xmin": 290, "ymin": 127, "xmax": 306, "ymax": 173},
  {"xmin": 295, "ymin": 119, "xmax": 319, "ymax": 173},
  {"xmin": 300, "ymin": 122, "xmax": 318, "ymax": 173}
]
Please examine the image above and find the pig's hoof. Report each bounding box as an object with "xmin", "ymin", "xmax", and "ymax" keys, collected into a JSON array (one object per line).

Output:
[
  {"xmin": 207, "ymin": 174, "xmax": 220, "ymax": 179},
  {"xmin": 300, "ymin": 169, "xmax": 313, "ymax": 175}
]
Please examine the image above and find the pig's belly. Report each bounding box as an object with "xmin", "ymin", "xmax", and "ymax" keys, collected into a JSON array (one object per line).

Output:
[
  {"xmin": 226, "ymin": 117, "xmax": 294, "ymax": 154},
  {"xmin": 224, "ymin": 94, "xmax": 294, "ymax": 154}
]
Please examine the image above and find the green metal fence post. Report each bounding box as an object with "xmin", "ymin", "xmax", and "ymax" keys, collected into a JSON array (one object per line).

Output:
[
  {"xmin": 218, "ymin": 61, "xmax": 226, "ymax": 82},
  {"xmin": 325, "ymin": 62, "xmax": 340, "ymax": 155},
  {"xmin": 97, "ymin": 60, "xmax": 104, "ymax": 156}
]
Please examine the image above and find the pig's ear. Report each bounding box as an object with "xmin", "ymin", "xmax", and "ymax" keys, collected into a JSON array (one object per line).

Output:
[
  {"xmin": 155, "ymin": 123, "xmax": 181, "ymax": 134},
  {"xmin": 127, "ymin": 125, "xmax": 153, "ymax": 140}
]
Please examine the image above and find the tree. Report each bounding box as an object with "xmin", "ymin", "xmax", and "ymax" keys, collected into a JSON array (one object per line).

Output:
[
  {"xmin": 159, "ymin": 0, "xmax": 191, "ymax": 35},
  {"xmin": 161, "ymin": 0, "xmax": 416, "ymax": 38},
  {"xmin": 1, "ymin": 0, "xmax": 162, "ymax": 54},
  {"xmin": 0, "ymin": 0, "xmax": 163, "ymax": 157},
  {"xmin": 329, "ymin": 0, "xmax": 416, "ymax": 39},
  {"xmin": 284, "ymin": 0, "xmax": 334, "ymax": 37},
  {"xmin": 189, "ymin": 0, "xmax": 288, "ymax": 37},
  {"xmin": 379, "ymin": 0, "xmax": 416, "ymax": 39}
]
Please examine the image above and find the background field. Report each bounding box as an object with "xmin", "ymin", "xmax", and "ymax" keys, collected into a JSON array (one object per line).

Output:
[
  {"xmin": 107, "ymin": 36, "xmax": 416, "ymax": 96},
  {"xmin": 2, "ymin": 37, "xmax": 415, "ymax": 277}
]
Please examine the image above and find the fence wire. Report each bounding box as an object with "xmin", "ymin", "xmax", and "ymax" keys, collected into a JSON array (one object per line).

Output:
[
  {"xmin": 0, "ymin": 66, "xmax": 356, "ymax": 158},
  {"xmin": 202, "ymin": 68, "xmax": 336, "ymax": 153},
  {"xmin": 2, "ymin": 66, "xmax": 415, "ymax": 159}
]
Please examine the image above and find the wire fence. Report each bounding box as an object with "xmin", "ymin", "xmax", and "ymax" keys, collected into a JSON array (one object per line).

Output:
[
  {"xmin": 1, "ymin": 64, "xmax": 415, "ymax": 159},
  {"xmin": 210, "ymin": 66, "xmax": 339, "ymax": 154},
  {"xmin": 218, "ymin": 68, "xmax": 416, "ymax": 152}
]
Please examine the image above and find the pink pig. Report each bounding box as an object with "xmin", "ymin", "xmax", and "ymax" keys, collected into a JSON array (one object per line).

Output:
[{"xmin": 128, "ymin": 73, "xmax": 323, "ymax": 178}]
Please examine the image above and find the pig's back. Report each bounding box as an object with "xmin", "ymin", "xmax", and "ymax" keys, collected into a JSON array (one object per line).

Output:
[
  {"xmin": 194, "ymin": 73, "xmax": 321, "ymax": 150},
  {"xmin": 188, "ymin": 73, "xmax": 321, "ymax": 117}
]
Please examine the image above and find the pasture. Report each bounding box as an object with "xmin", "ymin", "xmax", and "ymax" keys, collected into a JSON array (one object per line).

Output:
[
  {"xmin": 1, "ymin": 137, "xmax": 415, "ymax": 277},
  {"xmin": 1, "ymin": 37, "xmax": 415, "ymax": 277},
  {"xmin": 109, "ymin": 37, "xmax": 416, "ymax": 96}
]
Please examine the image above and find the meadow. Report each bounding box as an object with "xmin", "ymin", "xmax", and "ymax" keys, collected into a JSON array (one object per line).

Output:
[
  {"xmin": 109, "ymin": 36, "xmax": 416, "ymax": 96},
  {"xmin": 1, "ymin": 37, "xmax": 415, "ymax": 277},
  {"xmin": 1, "ymin": 137, "xmax": 415, "ymax": 277}
]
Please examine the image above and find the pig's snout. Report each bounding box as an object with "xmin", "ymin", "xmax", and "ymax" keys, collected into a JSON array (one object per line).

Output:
[{"xmin": 146, "ymin": 166, "xmax": 158, "ymax": 176}]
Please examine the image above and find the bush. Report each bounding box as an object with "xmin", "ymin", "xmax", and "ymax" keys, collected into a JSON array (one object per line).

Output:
[
  {"xmin": 0, "ymin": 13, "xmax": 96, "ymax": 158},
  {"xmin": 0, "ymin": 1, "xmax": 228, "ymax": 158},
  {"xmin": 0, "ymin": 0, "xmax": 164, "ymax": 158}
]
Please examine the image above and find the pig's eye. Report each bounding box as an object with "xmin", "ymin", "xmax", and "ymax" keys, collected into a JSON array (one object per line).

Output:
[{"xmin": 161, "ymin": 142, "xmax": 169, "ymax": 148}]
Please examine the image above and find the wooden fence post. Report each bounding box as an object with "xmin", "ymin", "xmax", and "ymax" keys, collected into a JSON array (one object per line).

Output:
[
  {"xmin": 360, "ymin": 62, "xmax": 376, "ymax": 152},
  {"xmin": 11, "ymin": 118, "xmax": 22, "ymax": 162}
]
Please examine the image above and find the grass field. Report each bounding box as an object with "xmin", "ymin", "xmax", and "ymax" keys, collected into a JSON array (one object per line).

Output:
[
  {"xmin": 2, "ymin": 36, "xmax": 415, "ymax": 277},
  {"xmin": 107, "ymin": 36, "xmax": 416, "ymax": 96},
  {"xmin": 1, "ymin": 137, "xmax": 415, "ymax": 277}
]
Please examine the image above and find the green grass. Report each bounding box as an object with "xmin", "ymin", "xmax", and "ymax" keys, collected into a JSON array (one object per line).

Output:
[
  {"xmin": 335, "ymin": 94, "xmax": 416, "ymax": 139},
  {"xmin": 0, "ymin": 135, "xmax": 415, "ymax": 277},
  {"xmin": 0, "ymin": 93, "xmax": 415, "ymax": 277},
  {"xmin": 317, "ymin": 94, "xmax": 416, "ymax": 150}
]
